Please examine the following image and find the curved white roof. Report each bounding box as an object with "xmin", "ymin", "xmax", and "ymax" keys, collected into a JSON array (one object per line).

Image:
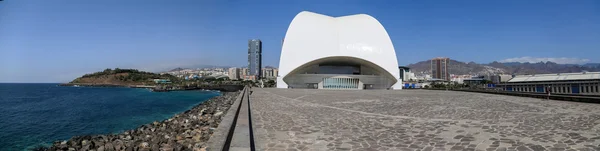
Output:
[{"xmin": 277, "ymin": 11, "xmax": 401, "ymax": 89}]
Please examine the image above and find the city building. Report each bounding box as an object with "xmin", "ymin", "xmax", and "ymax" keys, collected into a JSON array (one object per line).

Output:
[
  {"xmin": 462, "ymin": 75, "xmax": 513, "ymax": 88},
  {"xmin": 248, "ymin": 39, "xmax": 262, "ymax": 79},
  {"xmin": 398, "ymin": 66, "xmax": 416, "ymax": 82},
  {"xmin": 415, "ymin": 74, "xmax": 432, "ymax": 82},
  {"xmin": 483, "ymin": 74, "xmax": 513, "ymax": 84},
  {"xmin": 228, "ymin": 67, "xmax": 241, "ymax": 80},
  {"xmin": 450, "ymin": 74, "xmax": 473, "ymax": 84},
  {"xmin": 431, "ymin": 57, "xmax": 450, "ymax": 81},
  {"xmin": 497, "ymin": 72, "xmax": 600, "ymax": 95},
  {"xmin": 242, "ymin": 75, "xmax": 258, "ymax": 81},
  {"xmin": 262, "ymin": 67, "xmax": 278, "ymax": 80},
  {"xmin": 463, "ymin": 76, "xmax": 486, "ymax": 87},
  {"xmin": 277, "ymin": 11, "xmax": 402, "ymax": 90},
  {"xmin": 240, "ymin": 68, "xmax": 249, "ymax": 77}
]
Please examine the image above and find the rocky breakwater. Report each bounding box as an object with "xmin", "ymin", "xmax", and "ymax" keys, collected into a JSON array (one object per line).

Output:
[{"xmin": 40, "ymin": 91, "xmax": 240, "ymax": 151}]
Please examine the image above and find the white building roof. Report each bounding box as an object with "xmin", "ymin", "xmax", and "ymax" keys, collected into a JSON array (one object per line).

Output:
[
  {"xmin": 508, "ymin": 72, "xmax": 600, "ymax": 83},
  {"xmin": 277, "ymin": 11, "xmax": 401, "ymax": 89}
]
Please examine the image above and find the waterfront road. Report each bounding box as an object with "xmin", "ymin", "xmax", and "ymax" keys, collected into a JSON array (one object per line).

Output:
[{"xmin": 250, "ymin": 88, "xmax": 600, "ymax": 151}]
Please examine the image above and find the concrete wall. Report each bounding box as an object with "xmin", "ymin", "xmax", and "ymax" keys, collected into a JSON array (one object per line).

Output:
[
  {"xmin": 360, "ymin": 65, "xmax": 380, "ymax": 75},
  {"xmin": 293, "ymin": 64, "xmax": 319, "ymax": 74}
]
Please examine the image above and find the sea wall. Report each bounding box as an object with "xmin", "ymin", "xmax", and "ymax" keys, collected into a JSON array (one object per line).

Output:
[
  {"xmin": 178, "ymin": 85, "xmax": 245, "ymax": 92},
  {"xmin": 40, "ymin": 91, "xmax": 241, "ymax": 151}
]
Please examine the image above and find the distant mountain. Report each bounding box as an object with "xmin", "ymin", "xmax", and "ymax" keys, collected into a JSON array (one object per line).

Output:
[
  {"xmin": 583, "ymin": 63, "xmax": 600, "ymax": 68},
  {"xmin": 407, "ymin": 60, "xmax": 600, "ymax": 75},
  {"xmin": 169, "ymin": 67, "xmax": 187, "ymax": 72},
  {"xmin": 407, "ymin": 60, "xmax": 507, "ymax": 75},
  {"xmin": 194, "ymin": 65, "xmax": 233, "ymax": 69},
  {"xmin": 487, "ymin": 61, "xmax": 599, "ymax": 75}
]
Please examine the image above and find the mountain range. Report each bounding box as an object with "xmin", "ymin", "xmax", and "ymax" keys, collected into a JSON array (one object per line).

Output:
[{"xmin": 407, "ymin": 60, "xmax": 600, "ymax": 76}]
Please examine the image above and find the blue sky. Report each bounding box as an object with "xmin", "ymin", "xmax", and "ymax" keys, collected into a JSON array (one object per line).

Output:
[{"xmin": 1, "ymin": 0, "xmax": 599, "ymax": 83}]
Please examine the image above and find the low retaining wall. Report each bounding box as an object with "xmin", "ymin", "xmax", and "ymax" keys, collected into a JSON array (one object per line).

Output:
[
  {"xmin": 454, "ymin": 89, "xmax": 600, "ymax": 103},
  {"xmin": 206, "ymin": 87, "xmax": 247, "ymax": 151}
]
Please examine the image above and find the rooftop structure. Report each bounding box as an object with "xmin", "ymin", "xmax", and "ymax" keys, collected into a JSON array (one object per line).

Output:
[{"xmin": 508, "ymin": 72, "xmax": 600, "ymax": 83}]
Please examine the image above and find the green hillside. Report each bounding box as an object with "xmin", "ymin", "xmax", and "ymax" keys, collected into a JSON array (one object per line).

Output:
[{"xmin": 70, "ymin": 68, "xmax": 178, "ymax": 85}]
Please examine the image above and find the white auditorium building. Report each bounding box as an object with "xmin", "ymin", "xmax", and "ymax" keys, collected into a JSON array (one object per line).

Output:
[{"xmin": 277, "ymin": 11, "xmax": 402, "ymax": 90}]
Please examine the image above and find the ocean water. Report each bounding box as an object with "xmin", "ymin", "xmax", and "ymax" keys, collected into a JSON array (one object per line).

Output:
[{"xmin": 0, "ymin": 83, "xmax": 220, "ymax": 151}]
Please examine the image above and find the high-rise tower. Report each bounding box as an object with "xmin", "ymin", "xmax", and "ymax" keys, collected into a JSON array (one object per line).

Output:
[
  {"xmin": 431, "ymin": 57, "xmax": 450, "ymax": 81},
  {"xmin": 248, "ymin": 39, "xmax": 262, "ymax": 79}
]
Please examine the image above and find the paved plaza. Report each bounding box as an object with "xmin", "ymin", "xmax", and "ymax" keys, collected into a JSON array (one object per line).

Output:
[{"xmin": 250, "ymin": 88, "xmax": 600, "ymax": 151}]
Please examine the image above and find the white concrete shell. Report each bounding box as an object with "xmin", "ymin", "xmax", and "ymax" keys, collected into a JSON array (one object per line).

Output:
[{"xmin": 277, "ymin": 11, "xmax": 401, "ymax": 89}]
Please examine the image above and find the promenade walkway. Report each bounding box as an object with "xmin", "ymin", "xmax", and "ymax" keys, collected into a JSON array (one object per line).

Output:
[{"xmin": 250, "ymin": 88, "xmax": 600, "ymax": 151}]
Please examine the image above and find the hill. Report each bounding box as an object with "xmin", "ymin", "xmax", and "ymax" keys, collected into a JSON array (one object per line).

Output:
[
  {"xmin": 169, "ymin": 67, "xmax": 187, "ymax": 72},
  {"xmin": 69, "ymin": 68, "xmax": 178, "ymax": 86},
  {"xmin": 407, "ymin": 60, "xmax": 600, "ymax": 75}
]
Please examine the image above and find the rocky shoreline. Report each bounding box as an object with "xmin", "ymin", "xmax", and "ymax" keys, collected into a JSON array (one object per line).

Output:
[{"xmin": 37, "ymin": 91, "xmax": 240, "ymax": 151}]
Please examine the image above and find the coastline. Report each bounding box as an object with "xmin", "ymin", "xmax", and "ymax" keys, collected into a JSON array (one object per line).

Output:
[
  {"xmin": 59, "ymin": 83, "xmax": 245, "ymax": 92},
  {"xmin": 58, "ymin": 83, "xmax": 130, "ymax": 88},
  {"xmin": 38, "ymin": 90, "xmax": 241, "ymax": 151}
]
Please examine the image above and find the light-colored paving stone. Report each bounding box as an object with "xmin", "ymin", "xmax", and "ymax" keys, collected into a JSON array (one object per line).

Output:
[{"xmin": 250, "ymin": 88, "xmax": 600, "ymax": 151}]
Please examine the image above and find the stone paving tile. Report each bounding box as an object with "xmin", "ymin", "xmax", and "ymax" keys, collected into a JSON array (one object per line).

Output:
[{"xmin": 250, "ymin": 89, "xmax": 600, "ymax": 151}]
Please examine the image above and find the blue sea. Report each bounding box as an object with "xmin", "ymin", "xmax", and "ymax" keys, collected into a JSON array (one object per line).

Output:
[{"xmin": 0, "ymin": 83, "xmax": 220, "ymax": 151}]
